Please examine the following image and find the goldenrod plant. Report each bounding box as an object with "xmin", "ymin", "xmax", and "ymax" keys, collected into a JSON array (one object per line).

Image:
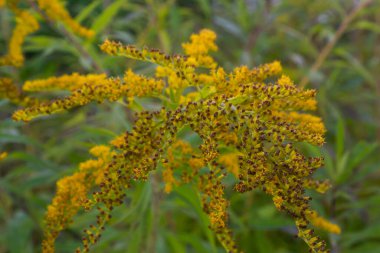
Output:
[
  {"xmin": 2, "ymin": 1, "xmax": 379, "ymax": 253},
  {"xmin": 2, "ymin": 26, "xmax": 340, "ymax": 252},
  {"xmin": 0, "ymin": 0, "xmax": 370, "ymax": 252}
]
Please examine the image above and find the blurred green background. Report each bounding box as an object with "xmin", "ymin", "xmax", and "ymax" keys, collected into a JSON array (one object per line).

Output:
[{"xmin": 1, "ymin": 0, "xmax": 380, "ymax": 252}]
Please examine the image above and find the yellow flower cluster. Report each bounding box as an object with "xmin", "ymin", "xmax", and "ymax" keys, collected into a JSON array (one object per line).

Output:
[
  {"xmin": 100, "ymin": 40, "xmax": 191, "ymax": 69},
  {"xmin": 156, "ymin": 29, "xmax": 218, "ymax": 94},
  {"xmin": 42, "ymin": 145, "xmax": 114, "ymax": 253},
  {"xmin": 42, "ymin": 172, "xmax": 88, "ymax": 253},
  {"xmin": 37, "ymin": 0, "xmax": 94, "ymax": 38},
  {"xmin": 15, "ymin": 30, "xmax": 338, "ymax": 253},
  {"xmin": 13, "ymin": 78, "xmax": 121, "ymax": 121},
  {"xmin": 122, "ymin": 69, "xmax": 164, "ymax": 98},
  {"xmin": 0, "ymin": 3, "xmax": 39, "ymax": 67},
  {"xmin": 12, "ymin": 70, "xmax": 164, "ymax": 121},
  {"xmin": 182, "ymin": 28, "xmax": 218, "ymax": 68},
  {"xmin": 23, "ymin": 73, "xmax": 107, "ymax": 92}
]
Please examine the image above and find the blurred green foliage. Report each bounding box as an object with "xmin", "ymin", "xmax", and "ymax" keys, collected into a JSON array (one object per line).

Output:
[{"xmin": 1, "ymin": 0, "xmax": 380, "ymax": 252}]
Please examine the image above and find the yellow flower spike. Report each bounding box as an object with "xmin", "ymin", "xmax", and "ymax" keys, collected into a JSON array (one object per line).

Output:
[
  {"xmin": 13, "ymin": 77, "xmax": 126, "ymax": 121},
  {"xmin": 43, "ymin": 172, "xmax": 88, "ymax": 253},
  {"xmin": 23, "ymin": 73, "xmax": 108, "ymax": 92},
  {"xmin": 277, "ymin": 74, "xmax": 295, "ymax": 87},
  {"xmin": 231, "ymin": 61, "xmax": 282, "ymax": 84},
  {"xmin": 271, "ymin": 111, "xmax": 325, "ymax": 146},
  {"xmin": 308, "ymin": 211, "xmax": 341, "ymax": 234},
  {"xmin": 37, "ymin": 0, "xmax": 94, "ymax": 38},
  {"xmin": 101, "ymin": 40, "xmax": 190, "ymax": 70},
  {"xmin": 214, "ymin": 61, "xmax": 282, "ymax": 94},
  {"xmin": 122, "ymin": 69, "xmax": 164, "ymax": 97},
  {"xmin": 43, "ymin": 144, "xmax": 115, "ymax": 252},
  {"xmin": 0, "ymin": 8, "xmax": 39, "ymax": 67}
]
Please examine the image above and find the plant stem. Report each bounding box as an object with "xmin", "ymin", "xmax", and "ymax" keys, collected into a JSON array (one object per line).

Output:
[
  {"xmin": 145, "ymin": 172, "xmax": 161, "ymax": 253},
  {"xmin": 299, "ymin": 0, "xmax": 374, "ymax": 89}
]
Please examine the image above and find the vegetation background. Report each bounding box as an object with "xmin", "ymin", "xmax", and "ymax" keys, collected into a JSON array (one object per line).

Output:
[{"xmin": 1, "ymin": 0, "xmax": 380, "ymax": 252}]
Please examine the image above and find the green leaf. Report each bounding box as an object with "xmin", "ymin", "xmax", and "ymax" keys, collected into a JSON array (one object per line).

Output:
[
  {"xmin": 335, "ymin": 49, "xmax": 376, "ymax": 87},
  {"xmin": 255, "ymin": 231, "xmax": 275, "ymax": 253},
  {"xmin": 336, "ymin": 151, "xmax": 350, "ymax": 184},
  {"xmin": 91, "ymin": 0, "xmax": 125, "ymax": 36},
  {"xmin": 195, "ymin": 0, "xmax": 211, "ymax": 17},
  {"xmin": 174, "ymin": 185, "xmax": 217, "ymax": 253},
  {"xmin": 335, "ymin": 141, "xmax": 378, "ymax": 184},
  {"xmin": 346, "ymin": 142, "xmax": 378, "ymax": 172},
  {"xmin": 322, "ymin": 149, "xmax": 335, "ymax": 180},
  {"xmin": 352, "ymin": 20, "xmax": 380, "ymax": 34},
  {"xmin": 0, "ymin": 133, "xmax": 40, "ymax": 147},
  {"xmin": 342, "ymin": 221, "xmax": 380, "ymax": 249},
  {"xmin": 75, "ymin": 0, "xmax": 102, "ymax": 23},
  {"xmin": 6, "ymin": 211, "xmax": 34, "ymax": 253},
  {"xmin": 165, "ymin": 232, "xmax": 186, "ymax": 253}
]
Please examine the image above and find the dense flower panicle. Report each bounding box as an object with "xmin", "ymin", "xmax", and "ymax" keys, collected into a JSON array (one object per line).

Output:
[
  {"xmin": 37, "ymin": 0, "xmax": 94, "ymax": 38},
  {"xmin": 42, "ymin": 145, "xmax": 114, "ymax": 253},
  {"xmin": 14, "ymin": 30, "xmax": 338, "ymax": 253},
  {"xmin": 23, "ymin": 73, "xmax": 108, "ymax": 92},
  {"xmin": 77, "ymin": 92, "xmax": 330, "ymax": 252},
  {"xmin": 42, "ymin": 172, "xmax": 88, "ymax": 253},
  {"xmin": 0, "ymin": 6, "xmax": 39, "ymax": 67}
]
